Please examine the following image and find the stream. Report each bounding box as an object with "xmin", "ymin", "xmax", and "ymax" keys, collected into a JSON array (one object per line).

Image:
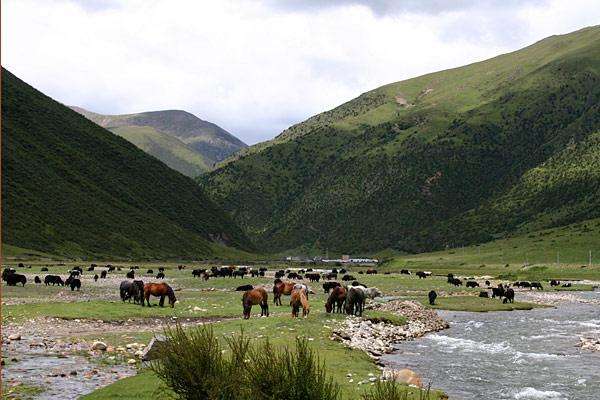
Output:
[{"xmin": 384, "ymin": 291, "xmax": 600, "ymax": 399}]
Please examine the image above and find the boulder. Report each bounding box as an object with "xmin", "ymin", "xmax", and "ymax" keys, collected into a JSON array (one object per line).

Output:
[
  {"xmin": 91, "ymin": 341, "xmax": 107, "ymax": 351},
  {"xmin": 140, "ymin": 336, "xmax": 168, "ymax": 361},
  {"xmin": 382, "ymin": 368, "xmax": 422, "ymax": 388}
]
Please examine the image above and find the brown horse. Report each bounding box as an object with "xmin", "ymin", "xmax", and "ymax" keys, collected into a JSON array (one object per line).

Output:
[
  {"xmin": 143, "ymin": 282, "xmax": 177, "ymax": 308},
  {"xmin": 273, "ymin": 279, "xmax": 296, "ymax": 306},
  {"xmin": 242, "ymin": 287, "xmax": 269, "ymax": 319},
  {"xmin": 290, "ymin": 288, "xmax": 310, "ymax": 318},
  {"xmin": 325, "ymin": 286, "xmax": 346, "ymax": 313}
]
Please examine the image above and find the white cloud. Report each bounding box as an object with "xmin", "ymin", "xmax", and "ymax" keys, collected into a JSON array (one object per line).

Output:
[{"xmin": 2, "ymin": 0, "xmax": 598, "ymax": 144}]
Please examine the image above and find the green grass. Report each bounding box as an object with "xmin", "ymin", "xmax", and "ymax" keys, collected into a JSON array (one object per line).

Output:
[
  {"xmin": 81, "ymin": 313, "xmax": 444, "ymax": 400},
  {"xmin": 385, "ymin": 220, "xmax": 600, "ymax": 280},
  {"xmin": 1, "ymin": 382, "xmax": 44, "ymax": 400}
]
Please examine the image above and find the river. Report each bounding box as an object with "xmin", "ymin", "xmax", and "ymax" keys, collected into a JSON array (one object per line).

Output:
[{"xmin": 384, "ymin": 291, "xmax": 600, "ymax": 400}]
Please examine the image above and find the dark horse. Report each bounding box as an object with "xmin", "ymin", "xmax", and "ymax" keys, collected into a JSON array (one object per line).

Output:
[
  {"xmin": 345, "ymin": 286, "xmax": 366, "ymax": 316},
  {"xmin": 143, "ymin": 282, "xmax": 177, "ymax": 308},
  {"xmin": 242, "ymin": 287, "xmax": 269, "ymax": 319},
  {"xmin": 325, "ymin": 286, "xmax": 346, "ymax": 313}
]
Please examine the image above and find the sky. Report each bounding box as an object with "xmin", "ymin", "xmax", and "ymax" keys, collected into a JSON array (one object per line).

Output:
[{"xmin": 2, "ymin": 1, "xmax": 599, "ymax": 144}]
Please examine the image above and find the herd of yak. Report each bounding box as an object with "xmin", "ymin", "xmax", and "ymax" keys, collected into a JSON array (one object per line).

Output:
[{"xmin": 2, "ymin": 263, "xmax": 575, "ymax": 318}]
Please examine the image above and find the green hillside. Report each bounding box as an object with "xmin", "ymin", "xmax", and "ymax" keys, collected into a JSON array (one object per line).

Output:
[
  {"xmin": 72, "ymin": 107, "xmax": 247, "ymax": 176},
  {"xmin": 202, "ymin": 26, "xmax": 600, "ymax": 254},
  {"xmin": 110, "ymin": 125, "xmax": 210, "ymax": 177},
  {"xmin": 1, "ymin": 69, "xmax": 253, "ymax": 259}
]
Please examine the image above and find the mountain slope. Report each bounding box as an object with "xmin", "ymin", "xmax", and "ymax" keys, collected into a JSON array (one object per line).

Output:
[
  {"xmin": 202, "ymin": 26, "xmax": 600, "ymax": 254},
  {"xmin": 2, "ymin": 69, "xmax": 253, "ymax": 259},
  {"xmin": 72, "ymin": 107, "xmax": 247, "ymax": 176}
]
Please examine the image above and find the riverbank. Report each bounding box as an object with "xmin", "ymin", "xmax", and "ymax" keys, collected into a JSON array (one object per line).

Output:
[{"xmin": 382, "ymin": 290, "xmax": 600, "ymax": 399}]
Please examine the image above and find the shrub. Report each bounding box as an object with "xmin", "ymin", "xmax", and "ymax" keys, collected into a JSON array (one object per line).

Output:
[
  {"xmin": 362, "ymin": 381, "xmax": 432, "ymax": 400},
  {"xmin": 150, "ymin": 324, "xmax": 340, "ymax": 400}
]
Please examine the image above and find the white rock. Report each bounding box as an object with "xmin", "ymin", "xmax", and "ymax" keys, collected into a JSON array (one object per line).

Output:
[
  {"xmin": 91, "ymin": 341, "xmax": 107, "ymax": 351},
  {"xmin": 8, "ymin": 334, "xmax": 21, "ymax": 341}
]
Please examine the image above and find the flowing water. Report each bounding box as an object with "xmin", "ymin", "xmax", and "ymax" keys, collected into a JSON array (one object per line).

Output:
[{"xmin": 384, "ymin": 291, "xmax": 600, "ymax": 400}]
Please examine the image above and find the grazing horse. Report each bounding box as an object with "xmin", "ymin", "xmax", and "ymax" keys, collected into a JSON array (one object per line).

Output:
[
  {"xmin": 503, "ymin": 288, "xmax": 515, "ymax": 303},
  {"xmin": 273, "ymin": 279, "xmax": 295, "ymax": 305},
  {"xmin": 345, "ymin": 286, "xmax": 366, "ymax": 316},
  {"xmin": 242, "ymin": 287, "xmax": 269, "ymax": 319},
  {"xmin": 290, "ymin": 288, "xmax": 310, "ymax": 318},
  {"xmin": 143, "ymin": 283, "xmax": 177, "ymax": 308},
  {"xmin": 428, "ymin": 290, "xmax": 437, "ymax": 305},
  {"xmin": 325, "ymin": 286, "xmax": 346, "ymax": 313}
]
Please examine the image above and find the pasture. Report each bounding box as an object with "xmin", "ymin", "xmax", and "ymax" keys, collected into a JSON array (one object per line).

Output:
[{"xmin": 1, "ymin": 259, "xmax": 597, "ymax": 400}]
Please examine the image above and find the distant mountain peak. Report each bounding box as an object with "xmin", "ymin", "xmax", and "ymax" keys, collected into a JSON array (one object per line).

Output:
[{"xmin": 71, "ymin": 106, "xmax": 247, "ymax": 176}]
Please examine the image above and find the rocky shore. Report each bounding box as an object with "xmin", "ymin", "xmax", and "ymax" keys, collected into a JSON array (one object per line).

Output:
[
  {"xmin": 330, "ymin": 300, "xmax": 449, "ymax": 359},
  {"xmin": 578, "ymin": 333, "xmax": 600, "ymax": 352}
]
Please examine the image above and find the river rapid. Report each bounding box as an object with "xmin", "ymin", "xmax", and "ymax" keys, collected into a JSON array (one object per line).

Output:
[{"xmin": 384, "ymin": 291, "xmax": 600, "ymax": 400}]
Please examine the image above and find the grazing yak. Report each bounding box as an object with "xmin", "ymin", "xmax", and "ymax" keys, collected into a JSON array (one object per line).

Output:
[
  {"xmin": 147, "ymin": 269, "xmax": 154, "ymax": 274},
  {"xmin": 156, "ymin": 272, "xmax": 165, "ymax": 279},
  {"xmin": 341, "ymin": 274, "xmax": 355, "ymax": 281},
  {"xmin": 366, "ymin": 269, "xmax": 378, "ymax": 275},
  {"xmin": 466, "ymin": 281, "xmax": 479, "ymax": 288},
  {"xmin": 100, "ymin": 270, "xmax": 107, "ymax": 279},
  {"xmin": 479, "ymin": 291, "xmax": 489, "ymax": 298},
  {"xmin": 69, "ymin": 277, "xmax": 81, "ymax": 291},
  {"xmin": 34, "ymin": 276, "xmax": 42, "ymax": 284},
  {"xmin": 5, "ymin": 273, "xmax": 27, "ymax": 287},
  {"xmin": 93, "ymin": 274, "xmax": 99, "ymax": 282},
  {"xmin": 550, "ymin": 280, "xmax": 560, "ymax": 287},
  {"xmin": 41, "ymin": 267, "xmax": 49, "ymax": 272},
  {"xmin": 324, "ymin": 272, "xmax": 338, "ymax": 280},
  {"xmin": 449, "ymin": 278, "xmax": 463, "ymax": 286},
  {"xmin": 192, "ymin": 269, "xmax": 206, "ymax": 278},
  {"xmin": 126, "ymin": 270, "xmax": 135, "ymax": 279},
  {"xmin": 562, "ymin": 283, "xmax": 572, "ymax": 288},
  {"xmin": 530, "ymin": 282, "xmax": 543, "ymax": 290},
  {"xmin": 503, "ymin": 288, "xmax": 515, "ymax": 303},
  {"xmin": 236, "ymin": 284, "xmax": 254, "ymax": 292},
  {"xmin": 44, "ymin": 275, "xmax": 64, "ymax": 286},
  {"xmin": 491, "ymin": 285, "xmax": 505, "ymax": 299},
  {"xmin": 322, "ymin": 281, "xmax": 341, "ymax": 293},
  {"xmin": 400, "ymin": 269, "xmax": 411, "ymax": 275},
  {"xmin": 428, "ymin": 290, "xmax": 437, "ymax": 305},
  {"xmin": 416, "ymin": 271, "xmax": 431, "ymax": 279},
  {"xmin": 305, "ymin": 273, "xmax": 320, "ymax": 282}
]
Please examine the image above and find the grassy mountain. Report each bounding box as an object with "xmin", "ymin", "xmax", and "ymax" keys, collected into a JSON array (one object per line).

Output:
[
  {"xmin": 201, "ymin": 26, "xmax": 600, "ymax": 254},
  {"xmin": 2, "ymin": 69, "xmax": 253, "ymax": 259},
  {"xmin": 72, "ymin": 106, "xmax": 247, "ymax": 176}
]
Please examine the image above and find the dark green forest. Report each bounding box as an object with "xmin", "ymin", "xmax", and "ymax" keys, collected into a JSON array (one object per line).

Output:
[{"xmin": 1, "ymin": 69, "xmax": 253, "ymax": 259}]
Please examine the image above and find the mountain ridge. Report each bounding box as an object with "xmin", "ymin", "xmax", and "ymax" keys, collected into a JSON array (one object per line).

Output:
[
  {"xmin": 72, "ymin": 106, "xmax": 247, "ymax": 176},
  {"xmin": 201, "ymin": 25, "xmax": 600, "ymax": 254}
]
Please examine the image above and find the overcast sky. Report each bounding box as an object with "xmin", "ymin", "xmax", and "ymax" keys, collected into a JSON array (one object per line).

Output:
[{"xmin": 2, "ymin": 1, "xmax": 598, "ymax": 144}]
